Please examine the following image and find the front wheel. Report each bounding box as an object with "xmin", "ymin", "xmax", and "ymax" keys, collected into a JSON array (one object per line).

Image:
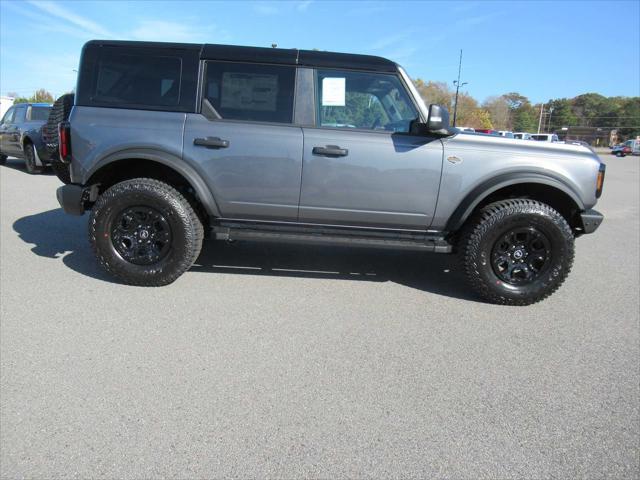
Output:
[
  {"xmin": 0, "ymin": 154, "xmax": 6, "ymax": 165},
  {"xmin": 459, "ymin": 199, "xmax": 575, "ymax": 306},
  {"xmin": 89, "ymin": 178, "xmax": 204, "ymax": 286}
]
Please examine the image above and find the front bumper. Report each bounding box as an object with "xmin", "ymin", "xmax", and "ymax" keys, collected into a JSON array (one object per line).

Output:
[
  {"xmin": 56, "ymin": 184, "xmax": 85, "ymax": 215},
  {"xmin": 579, "ymin": 209, "xmax": 603, "ymax": 234}
]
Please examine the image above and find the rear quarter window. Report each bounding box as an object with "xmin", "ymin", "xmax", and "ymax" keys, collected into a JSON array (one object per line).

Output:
[{"xmin": 77, "ymin": 43, "xmax": 199, "ymax": 112}]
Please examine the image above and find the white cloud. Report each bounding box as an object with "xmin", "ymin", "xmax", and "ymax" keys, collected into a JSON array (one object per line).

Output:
[
  {"xmin": 126, "ymin": 20, "xmax": 230, "ymax": 43},
  {"xmin": 254, "ymin": 3, "xmax": 279, "ymax": 15},
  {"xmin": 370, "ymin": 33, "xmax": 410, "ymax": 51},
  {"xmin": 456, "ymin": 13, "xmax": 500, "ymax": 27},
  {"xmin": 297, "ymin": 0, "xmax": 313, "ymax": 12},
  {"xmin": 27, "ymin": 0, "xmax": 115, "ymax": 38}
]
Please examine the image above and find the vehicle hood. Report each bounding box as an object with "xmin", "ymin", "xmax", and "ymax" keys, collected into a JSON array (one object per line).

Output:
[{"xmin": 443, "ymin": 132, "xmax": 601, "ymax": 163}]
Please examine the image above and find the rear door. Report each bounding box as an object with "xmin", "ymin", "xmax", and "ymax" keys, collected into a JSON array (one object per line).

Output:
[
  {"xmin": 183, "ymin": 61, "xmax": 303, "ymax": 221},
  {"xmin": 299, "ymin": 68, "xmax": 443, "ymax": 229}
]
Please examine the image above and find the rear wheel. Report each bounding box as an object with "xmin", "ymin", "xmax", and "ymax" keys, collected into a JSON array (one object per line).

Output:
[
  {"xmin": 459, "ymin": 199, "xmax": 574, "ymax": 306},
  {"xmin": 23, "ymin": 143, "xmax": 41, "ymax": 174},
  {"xmin": 0, "ymin": 154, "xmax": 6, "ymax": 165},
  {"xmin": 89, "ymin": 178, "xmax": 204, "ymax": 286},
  {"xmin": 51, "ymin": 161, "xmax": 72, "ymax": 184}
]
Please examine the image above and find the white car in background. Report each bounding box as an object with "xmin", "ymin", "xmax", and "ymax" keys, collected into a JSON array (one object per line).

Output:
[
  {"xmin": 497, "ymin": 130, "xmax": 514, "ymax": 138},
  {"xmin": 457, "ymin": 126, "xmax": 475, "ymax": 132},
  {"xmin": 513, "ymin": 132, "xmax": 532, "ymax": 140},
  {"xmin": 531, "ymin": 133, "xmax": 559, "ymax": 142}
]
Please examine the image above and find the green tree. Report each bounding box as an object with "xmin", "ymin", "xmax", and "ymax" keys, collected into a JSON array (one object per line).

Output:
[
  {"xmin": 413, "ymin": 79, "xmax": 453, "ymax": 110},
  {"xmin": 8, "ymin": 89, "xmax": 54, "ymax": 104}
]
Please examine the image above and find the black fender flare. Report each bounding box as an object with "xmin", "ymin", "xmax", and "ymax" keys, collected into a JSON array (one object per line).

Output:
[
  {"xmin": 445, "ymin": 172, "xmax": 585, "ymax": 232},
  {"xmin": 85, "ymin": 148, "xmax": 221, "ymax": 217}
]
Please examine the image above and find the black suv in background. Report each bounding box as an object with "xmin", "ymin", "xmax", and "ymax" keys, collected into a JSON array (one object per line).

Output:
[{"xmin": 0, "ymin": 102, "xmax": 52, "ymax": 173}]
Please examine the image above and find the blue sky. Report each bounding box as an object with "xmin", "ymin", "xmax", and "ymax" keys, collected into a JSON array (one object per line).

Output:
[{"xmin": 1, "ymin": 0, "xmax": 639, "ymax": 103}]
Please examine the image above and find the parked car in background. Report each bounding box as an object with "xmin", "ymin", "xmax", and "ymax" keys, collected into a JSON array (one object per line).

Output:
[
  {"xmin": 497, "ymin": 130, "xmax": 515, "ymax": 138},
  {"xmin": 531, "ymin": 133, "xmax": 559, "ymax": 142},
  {"xmin": 457, "ymin": 126, "xmax": 475, "ymax": 132},
  {"xmin": 475, "ymin": 129, "xmax": 500, "ymax": 135},
  {"xmin": 0, "ymin": 102, "xmax": 52, "ymax": 173},
  {"xmin": 611, "ymin": 140, "xmax": 639, "ymax": 157},
  {"xmin": 513, "ymin": 132, "xmax": 532, "ymax": 140}
]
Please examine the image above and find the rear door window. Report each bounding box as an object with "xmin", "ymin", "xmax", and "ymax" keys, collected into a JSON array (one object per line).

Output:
[
  {"xmin": 204, "ymin": 61, "xmax": 296, "ymax": 124},
  {"xmin": 29, "ymin": 106, "xmax": 51, "ymax": 121}
]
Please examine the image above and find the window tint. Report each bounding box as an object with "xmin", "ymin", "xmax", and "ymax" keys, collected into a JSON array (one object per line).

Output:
[
  {"xmin": 30, "ymin": 106, "xmax": 51, "ymax": 121},
  {"xmin": 92, "ymin": 52, "xmax": 182, "ymax": 107},
  {"xmin": 14, "ymin": 105, "xmax": 27, "ymax": 123},
  {"xmin": 204, "ymin": 61, "xmax": 295, "ymax": 124},
  {"xmin": 316, "ymin": 69, "xmax": 418, "ymax": 132},
  {"xmin": 1, "ymin": 107, "xmax": 15, "ymax": 124}
]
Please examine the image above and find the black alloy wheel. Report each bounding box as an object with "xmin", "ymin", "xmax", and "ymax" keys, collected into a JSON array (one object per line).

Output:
[
  {"xmin": 111, "ymin": 206, "xmax": 173, "ymax": 265},
  {"xmin": 490, "ymin": 227, "xmax": 551, "ymax": 285}
]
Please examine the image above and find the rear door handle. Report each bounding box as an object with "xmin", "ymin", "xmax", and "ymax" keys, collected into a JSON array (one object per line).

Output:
[
  {"xmin": 194, "ymin": 136, "xmax": 229, "ymax": 149},
  {"xmin": 312, "ymin": 145, "xmax": 349, "ymax": 157}
]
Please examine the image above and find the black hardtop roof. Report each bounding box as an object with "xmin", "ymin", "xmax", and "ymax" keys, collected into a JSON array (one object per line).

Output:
[{"xmin": 84, "ymin": 40, "xmax": 399, "ymax": 73}]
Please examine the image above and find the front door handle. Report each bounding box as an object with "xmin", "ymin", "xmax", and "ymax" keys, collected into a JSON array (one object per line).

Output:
[
  {"xmin": 194, "ymin": 136, "xmax": 229, "ymax": 149},
  {"xmin": 312, "ymin": 145, "xmax": 349, "ymax": 157}
]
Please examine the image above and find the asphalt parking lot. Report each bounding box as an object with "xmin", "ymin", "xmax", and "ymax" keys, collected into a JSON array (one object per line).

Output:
[{"xmin": 1, "ymin": 153, "xmax": 638, "ymax": 478}]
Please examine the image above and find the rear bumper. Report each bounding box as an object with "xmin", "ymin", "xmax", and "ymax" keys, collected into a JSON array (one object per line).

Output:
[
  {"xmin": 579, "ymin": 209, "xmax": 603, "ymax": 234},
  {"xmin": 56, "ymin": 184, "xmax": 85, "ymax": 215}
]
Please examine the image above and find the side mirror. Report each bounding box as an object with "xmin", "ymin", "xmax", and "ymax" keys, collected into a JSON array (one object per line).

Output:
[
  {"xmin": 409, "ymin": 104, "xmax": 451, "ymax": 136},
  {"xmin": 427, "ymin": 104, "xmax": 450, "ymax": 133}
]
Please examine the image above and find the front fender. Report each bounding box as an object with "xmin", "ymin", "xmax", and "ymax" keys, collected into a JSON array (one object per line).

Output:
[{"xmin": 444, "ymin": 172, "xmax": 586, "ymax": 232}]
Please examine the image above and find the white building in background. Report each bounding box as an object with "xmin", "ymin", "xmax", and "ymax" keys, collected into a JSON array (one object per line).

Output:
[{"xmin": 1, "ymin": 96, "xmax": 15, "ymax": 119}]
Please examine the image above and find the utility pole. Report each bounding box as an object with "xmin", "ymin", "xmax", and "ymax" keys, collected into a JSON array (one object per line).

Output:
[
  {"xmin": 537, "ymin": 103, "xmax": 544, "ymax": 133},
  {"xmin": 546, "ymin": 107, "xmax": 554, "ymax": 133},
  {"xmin": 452, "ymin": 49, "xmax": 467, "ymax": 127}
]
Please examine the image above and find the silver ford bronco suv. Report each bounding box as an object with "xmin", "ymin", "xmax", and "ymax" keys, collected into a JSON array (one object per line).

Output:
[{"xmin": 56, "ymin": 40, "xmax": 605, "ymax": 305}]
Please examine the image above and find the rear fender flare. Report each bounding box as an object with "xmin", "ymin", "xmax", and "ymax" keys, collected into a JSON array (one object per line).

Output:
[{"xmin": 85, "ymin": 148, "xmax": 221, "ymax": 217}]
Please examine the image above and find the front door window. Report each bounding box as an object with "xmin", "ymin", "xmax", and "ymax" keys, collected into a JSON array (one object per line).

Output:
[{"xmin": 315, "ymin": 69, "xmax": 418, "ymax": 133}]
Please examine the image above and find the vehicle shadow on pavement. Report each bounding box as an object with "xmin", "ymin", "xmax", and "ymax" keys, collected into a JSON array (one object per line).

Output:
[
  {"xmin": 12, "ymin": 208, "xmax": 118, "ymax": 284},
  {"xmin": 13, "ymin": 208, "xmax": 476, "ymax": 301},
  {"xmin": 193, "ymin": 240, "xmax": 476, "ymax": 301}
]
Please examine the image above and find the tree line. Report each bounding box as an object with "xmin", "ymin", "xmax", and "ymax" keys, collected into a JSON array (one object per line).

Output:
[
  {"xmin": 414, "ymin": 79, "xmax": 640, "ymax": 141},
  {"xmin": 7, "ymin": 86, "xmax": 639, "ymax": 141}
]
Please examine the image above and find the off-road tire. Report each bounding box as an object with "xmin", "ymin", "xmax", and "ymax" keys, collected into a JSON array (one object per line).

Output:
[
  {"xmin": 24, "ymin": 143, "xmax": 41, "ymax": 174},
  {"xmin": 89, "ymin": 178, "xmax": 204, "ymax": 286},
  {"xmin": 459, "ymin": 199, "xmax": 574, "ymax": 306},
  {"xmin": 0, "ymin": 154, "xmax": 6, "ymax": 165},
  {"xmin": 51, "ymin": 161, "xmax": 72, "ymax": 184}
]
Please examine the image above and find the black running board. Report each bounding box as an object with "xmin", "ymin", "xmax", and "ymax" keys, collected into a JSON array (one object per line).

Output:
[{"xmin": 211, "ymin": 221, "xmax": 452, "ymax": 253}]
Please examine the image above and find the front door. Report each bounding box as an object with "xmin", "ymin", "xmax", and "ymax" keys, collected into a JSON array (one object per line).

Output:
[
  {"xmin": 299, "ymin": 69, "xmax": 443, "ymax": 230},
  {"xmin": 183, "ymin": 61, "xmax": 303, "ymax": 222},
  {"xmin": 0, "ymin": 106, "xmax": 16, "ymax": 156}
]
